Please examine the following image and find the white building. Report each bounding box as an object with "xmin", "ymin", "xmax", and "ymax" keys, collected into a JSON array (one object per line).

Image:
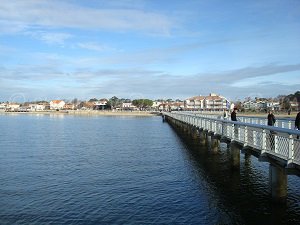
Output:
[
  {"xmin": 29, "ymin": 104, "xmax": 48, "ymax": 111},
  {"xmin": 256, "ymin": 101, "xmax": 267, "ymax": 111},
  {"xmin": 50, "ymin": 100, "xmax": 65, "ymax": 110},
  {"xmin": 185, "ymin": 96, "xmax": 205, "ymax": 110},
  {"xmin": 266, "ymin": 102, "xmax": 280, "ymax": 111},
  {"xmin": 94, "ymin": 99, "xmax": 109, "ymax": 110},
  {"xmin": 7, "ymin": 103, "xmax": 20, "ymax": 111},
  {"xmin": 243, "ymin": 101, "xmax": 257, "ymax": 110},
  {"xmin": 185, "ymin": 93, "xmax": 229, "ymax": 111},
  {"xmin": 121, "ymin": 102, "xmax": 137, "ymax": 110},
  {"xmin": 152, "ymin": 101, "xmax": 162, "ymax": 108},
  {"xmin": 0, "ymin": 103, "xmax": 7, "ymax": 110},
  {"xmin": 204, "ymin": 93, "xmax": 229, "ymax": 111},
  {"xmin": 290, "ymin": 101, "xmax": 299, "ymax": 111}
]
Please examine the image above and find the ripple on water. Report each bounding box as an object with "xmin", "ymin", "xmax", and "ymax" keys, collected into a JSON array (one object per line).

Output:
[{"xmin": 0, "ymin": 114, "xmax": 299, "ymax": 225}]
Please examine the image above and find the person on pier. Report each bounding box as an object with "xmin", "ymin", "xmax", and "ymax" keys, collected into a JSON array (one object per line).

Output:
[
  {"xmin": 231, "ymin": 108, "xmax": 237, "ymax": 121},
  {"xmin": 223, "ymin": 110, "xmax": 229, "ymax": 120},
  {"xmin": 295, "ymin": 111, "xmax": 300, "ymax": 139},
  {"xmin": 267, "ymin": 110, "xmax": 276, "ymax": 126},
  {"xmin": 267, "ymin": 110, "xmax": 276, "ymax": 150},
  {"xmin": 231, "ymin": 108, "xmax": 238, "ymax": 138}
]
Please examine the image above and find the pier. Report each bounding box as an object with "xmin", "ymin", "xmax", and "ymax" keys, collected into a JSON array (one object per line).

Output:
[{"xmin": 163, "ymin": 111, "xmax": 300, "ymax": 203}]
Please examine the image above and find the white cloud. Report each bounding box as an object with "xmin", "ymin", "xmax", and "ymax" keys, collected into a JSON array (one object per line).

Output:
[
  {"xmin": 77, "ymin": 42, "xmax": 113, "ymax": 52},
  {"xmin": 1, "ymin": 61, "xmax": 299, "ymax": 101},
  {"xmin": 0, "ymin": 0, "xmax": 174, "ymax": 35},
  {"xmin": 24, "ymin": 31, "xmax": 72, "ymax": 45}
]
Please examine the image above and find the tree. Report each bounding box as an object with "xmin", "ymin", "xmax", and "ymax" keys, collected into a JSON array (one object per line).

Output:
[
  {"xmin": 71, "ymin": 98, "xmax": 78, "ymax": 105},
  {"xmin": 281, "ymin": 98, "xmax": 291, "ymax": 111},
  {"xmin": 88, "ymin": 98, "xmax": 98, "ymax": 102},
  {"xmin": 132, "ymin": 99, "xmax": 153, "ymax": 110},
  {"xmin": 109, "ymin": 96, "xmax": 120, "ymax": 109},
  {"xmin": 234, "ymin": 101, "xmax": 244, "ymax": 112}
]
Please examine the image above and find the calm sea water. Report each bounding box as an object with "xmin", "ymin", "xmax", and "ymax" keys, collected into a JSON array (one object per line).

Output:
[{"xmin": 0, "ymin": 114, "xmax": 299, "ymax": 225}]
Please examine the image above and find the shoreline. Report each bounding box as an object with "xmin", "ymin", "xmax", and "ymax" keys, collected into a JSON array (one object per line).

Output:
[{"xmin": 0, "ymin": 110, "xmax": 160, "ymax": 117}]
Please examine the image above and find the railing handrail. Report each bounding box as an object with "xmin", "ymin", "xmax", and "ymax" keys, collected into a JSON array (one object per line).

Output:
[
  {"xmin": 163, "ymin": 111, "xmax": 300, "ymax": 166},
  {"xmin": 165, "ymin": 112, "xmax": 300, "ymax": 136},
  {"xmin": 180, "ymin": 111, "xmax": 296, "ymax": 122}
]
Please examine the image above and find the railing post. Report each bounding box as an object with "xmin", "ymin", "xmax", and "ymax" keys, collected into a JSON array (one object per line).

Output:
[
  {"xmin": 287, "ymin": 134, "xmax": 294, "ymax": 165},
  {"xmin": 244, "ymin": 126, "xmax": 248, "ymax": 146},
  {"xmin": 274, "ymin": 135, "xmax": 278, "ymax": 154},
  {"xmin": 214, "ymin": 120, "xmax": 216, "ymax": 133},
  {"xmin": 288, "ymin": 121, "xmax": 292, "ymax": 129},
  {"xmin": 262, "ymin": 129, "xmax": 266, "ymax": 154},
  {"xmin": 231, "ymin": 124, "xmax": 235, "ymax": 140}
]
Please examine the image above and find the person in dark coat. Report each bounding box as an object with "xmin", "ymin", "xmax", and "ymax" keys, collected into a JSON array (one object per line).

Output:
[
  {"xmin": 231, "ymin": 108, "xmax": 238, "ymax": 138},
  {"xmin": 267, "ymin": 110, "xmax": 276, "ymax": 150},
  {"xmin": 231, "ymin": 108, "xmax": 237, "ymax": 121},
  {"xmin": 295, "ymin": 111, "xmax": 300, "ymax": 139},
  {"xmin": 267, "ymin": 110, "xmax": 276, "ymax": 126},
  {"xmin": 295, "ymin": 111, "xmax": 300, "ymax": 130}
]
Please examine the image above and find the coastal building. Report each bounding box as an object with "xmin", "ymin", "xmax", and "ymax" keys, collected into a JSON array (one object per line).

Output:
[
  {"xmin": 0, "ymin": 103, "xmax": 7, "ymax": 110},
  {"xmin": 94, "ymin": 99, "xmax": 109, "ymax": 110},
  {"xmin": 122, "ymin": 102, "xmax": 137, "ymax": 110},
  {"xmin": 64, "ymin": 103, "xmax": 76, "ymax": 110},
  {"xmin": 170, "ymin": 102, "xmax": 184, "ymax": 110},
  {"xmin": 204, "ymin": 93, "xmax": 229, "ymax": 111},
  {"xmin": 256, "ymin": 101, "xmax": 267, "ymax": 111},
  {"xmin": 185, "ymin": 96, "xmax": 205, "ymax": 110},
  {"xmin": 152, "ymin": 101, "xmax": 162, "ymax": 110},
  {"xmin": 290, "ymin": 101, "xmax": 299, "ymax": 111},
  {"xmin": 50, "ymin": 100, "xmax": 65, "ymax": 110},
  {"xmin": 78, "ymin": 101, "xmax": 95, "ymax": 110},
  {"xmin": 158, "ymin": 102, "xmax": 184, "ymax": 111},
  {"xmin": 243, "ymin": 101, "xmax": 257, "ymax": 111},
  {"xmin": 29, "ymin": 103, "xmax": 50, "ymax": 111},
  {"xmin": 266, "ymin": 101, "xmax": 280, "ymax": 111},
  {"xmin": 185, "ymin": 93, "xmax": 229, "ymax": 111},
  {"xmin": 6, "ymin": 103, "xmax": 20, "ymax": 111}
]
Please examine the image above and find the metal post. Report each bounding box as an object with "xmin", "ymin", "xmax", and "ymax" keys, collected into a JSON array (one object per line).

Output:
[
  {"xmin": 244, "ymin": 126, "xmax": 248, "ymax": 146},
  {"xmin": 287, "ymin": 134, "xmax": 294, "ymax": 165},
  {"xmin": 275, "ymin": 135, "xmax": 278, "ymax": 154},
  {"xmin": 261, "ymin": 129, "xmax": 266, "ymax": 154}
]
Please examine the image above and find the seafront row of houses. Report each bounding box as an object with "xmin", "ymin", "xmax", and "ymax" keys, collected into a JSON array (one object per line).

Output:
[
  {"xmin": 242, "ymin": 100, "xmax": 299, "ymax": 112},
  {"xmin": 0, "ymin": 93, "xmax": 299, "ymax": 112},
  {"xmin": 0, "ymin": 93, "xmax": 232, "ymax": 112},
  {"xmin": 0, "ymin": 99, "xmax": 109, "ymax": 112}
]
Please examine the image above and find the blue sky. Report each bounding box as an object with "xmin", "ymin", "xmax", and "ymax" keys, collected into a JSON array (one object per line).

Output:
[{"xmin": 0, "ymin": 0, "xmax": 299, "ymax": 102}]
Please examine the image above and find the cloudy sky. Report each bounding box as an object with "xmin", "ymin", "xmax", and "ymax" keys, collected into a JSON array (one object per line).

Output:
[{"xmin": 0, "ymin": 0, "xmax": 299, "ymax": 102}]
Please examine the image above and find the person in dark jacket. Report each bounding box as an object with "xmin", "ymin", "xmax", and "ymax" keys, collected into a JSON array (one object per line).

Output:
[
  {"xmin": 267, "ymin": 110, "xmax": 276, "ymax": 150},
  {"xmin": 295, "ymin": 111, "xmax": 300, "ymax": 139},
  {"xmin": 231, "ymin": 108, "xmax": 237, "ymax": 121},
  {"xmin": 231, "ymin": 108, "xmax": 238, "ymax": 138},
  {"xmin": 267, "ymin": 110, "xmax": 276, "ymax": 126},
  {"xmin": 295, "ymin": 111, "xmax": 300, "ymax": 130}
]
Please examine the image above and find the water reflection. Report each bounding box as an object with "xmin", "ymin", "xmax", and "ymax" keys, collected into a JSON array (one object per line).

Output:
[
  {"xmin": 0, "ymin": 115, "xmax": 299, "ymax": 225},
  {"xmin": 168, "ymin": 124, "xmax": 300, "ymax": 225}
]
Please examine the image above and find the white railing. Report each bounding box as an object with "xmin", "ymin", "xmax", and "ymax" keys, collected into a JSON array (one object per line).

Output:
[
  {"xmin": 179, "ymin": 111, "xmax": 295, "ymax": 129},
  {"xmin": 164, "ymin": 112, "xmax": 300, "ymax": 166}
]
